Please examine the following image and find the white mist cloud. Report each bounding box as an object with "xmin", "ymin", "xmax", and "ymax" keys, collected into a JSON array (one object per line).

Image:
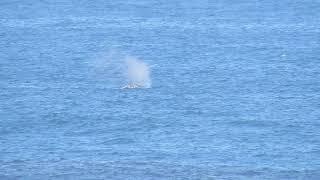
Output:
[
  {"xmin": 89, "ymin": 50, "xmax": 151, "ymax": 89},
  {"xmin": 125, "ymin": 56, "xmax": 151, "ymax": 88}
]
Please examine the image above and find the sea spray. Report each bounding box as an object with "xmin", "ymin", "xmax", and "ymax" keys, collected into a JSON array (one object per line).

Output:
[
  {"xmin": 125, "ymin": 56, "xmax": 151, "ymax": 88},
  {"xmin": 89, "ymin": 51, "xmax": 151, "ymax": 88}
]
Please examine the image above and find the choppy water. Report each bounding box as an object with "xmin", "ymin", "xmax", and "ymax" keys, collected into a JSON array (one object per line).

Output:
[{"xmin": 1, "ymin": 0, "xmax": 320, "ymax": 179}]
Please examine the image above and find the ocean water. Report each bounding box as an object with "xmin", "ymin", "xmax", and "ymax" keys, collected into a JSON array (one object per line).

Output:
[{"xmin": 0, "ymin": 0, "xmax": 320, "ymax": 179}]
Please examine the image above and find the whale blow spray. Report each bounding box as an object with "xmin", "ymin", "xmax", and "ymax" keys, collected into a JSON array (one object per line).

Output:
[{"xmin": 125, "ymin": 56, "xmax": 151, "ymax": 88}]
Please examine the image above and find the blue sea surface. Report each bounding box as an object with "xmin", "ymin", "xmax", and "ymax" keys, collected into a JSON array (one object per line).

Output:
[{"xmin": 1, "ymin": 0, "xmax": 320, "ymax": 179}]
